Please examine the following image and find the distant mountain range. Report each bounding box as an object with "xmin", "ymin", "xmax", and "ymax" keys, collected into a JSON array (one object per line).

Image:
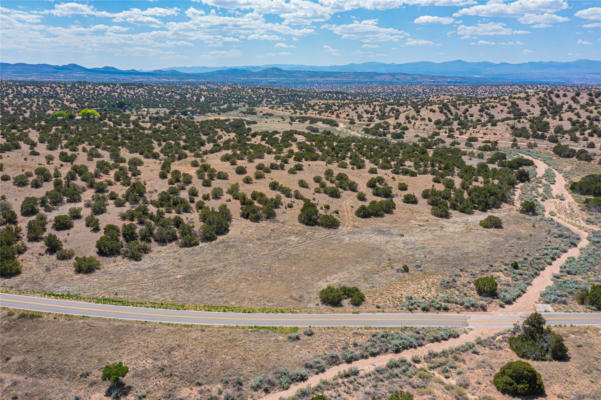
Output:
[{"xmin": 2, "ymin": 60, "xmax": 601, "ymax": 86}]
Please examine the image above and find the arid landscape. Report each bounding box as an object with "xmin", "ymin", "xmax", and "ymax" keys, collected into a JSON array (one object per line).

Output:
[{"xmin": 1, "ymin": 79, "xmax": 600, "ymax": 400}]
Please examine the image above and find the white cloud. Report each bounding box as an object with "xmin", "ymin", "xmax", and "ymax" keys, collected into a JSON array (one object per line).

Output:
[
  {"xmin": 47, "ymin": 3, "xmax": 179, "ymax": 26},
  {"xmin": 414, "ymin": 15, "xmax": 454, "ymax": 24},
  {"xmin": 323, "ymin": 44, "xmax": 340, "ymax": 55},
  {"xmin": 454, "ymin": 0, "xmax": 568, "ymax": 27},
  {"xmin": 583, "ymin": 22, "xmax": 601, "ymax": 28},
  {"xmin": 471, "ymin": 39, "xmax": 495, "ymax": 45},
  {"xmin": 361, "ymin": 43, "xmax": 380, "ymax": 48},
  {"xmin": 275, "ymin": 42, "xmax": 295, "ymax": 48},
  {"xmin": 577, "ymin": 39, "xmax": 592, "ymax": 45},
  {"xmin": 522, "ymin": 48, "xmax": 532, "ymax": 54},
  {"xmin": 457, "ymin": 22, "xmax": 529, "ymax": 38},
  {"xmin": 455, "ymin": 0, "xmax": 567, "ymax": 18},
  {"xmin": 323, "ymin": 19, "xmax": 407, "ymax": 42},
  {"xmin": 405, "ymin": 38, "xmax": 436, "ymax": 46},
  {"xmin": 209, "ymin": 49, "xmax": 241, "ymax": 57},
  {"xmin": 575, "ymin": 7, "xmax": 601, "ymax": 21}
]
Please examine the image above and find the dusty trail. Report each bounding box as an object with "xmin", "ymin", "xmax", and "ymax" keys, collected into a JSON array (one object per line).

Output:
[
  {"xmin": 261, "ymin": 155, "xmax": 593, "ymax": 399},
  {"xmin": 506, "ymin": 157, "xmax": 591, "ymax": 312},
  {"xmin": 260, "ymin": 328, "xmax": 492, "ymax": 400},
  {"xmin": 341, "ymin": 195, "xmax": 354, "ymax": 229}
]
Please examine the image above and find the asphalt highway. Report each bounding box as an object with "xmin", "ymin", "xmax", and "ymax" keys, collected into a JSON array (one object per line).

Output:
[{"xmin": 2, "ymin": 293, "xmax": 601, "ymax": 328}]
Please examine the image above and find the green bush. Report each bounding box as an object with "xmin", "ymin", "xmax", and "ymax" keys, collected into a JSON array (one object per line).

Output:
[
  {"xmin": 319, "ymin": 285, "xmax": 344, "ymax": 306},
  {"xmin": 474, "ymin": 276, "xmax": 498, "ymax": 297},
  {"xmin": 319, "ymin": 285, "xmax": 365, "ymax": 307},
  {"xmin": 200, "ymin": 224, "xmax": 217, "ymax": 242},
  {"xmin": 520, "ymin": 201, "xmax": 537, "ymax": 215},
  {"xmin": 570, "ymin": 174, "xmax": 601, "ymax": 196},
  {"xmin": 480, "ymin": 215, "xmax": 503, "ymax": 229},
  {"xmin": 122, "ymin": 240, "xmax": 151, "ymax": 261},
  {"xmin": 509, "ymin": 313, "xmax": 568, "ymax": 361},
  {"xmin": 388, "ymin": 391, "xmax": 414, "ymax": 400},
  {"xmin": 402, "ymin": 193, "xmax": 418, "ymax": 204},
  {"xmin": 179, "ymin": 234, "xmax": 200, "ymax": 247},
  {"xmin": 44, "ymin": 233, "xmax": 63, "ymax": 254},
  {"xmin": 96, "ymin": 235, "xmax": 123, "ymax": 256},
  {"xmin": 298, "ymin": 201, "xmax": 319, "ymax": 226},
  {"xmin": 493, "ymin": 361, "xmax": 544, "ymax": 397},
  {"xmin": 318, "ymin": 214, "xmax": 340, "ymax": 229},
  {"xmin": 56, "ymin": 248, "xmax": 75, "ymax": 260},
  {"xmin": 74, "ymin": 256, "xmax": 100, "ymax": 274},
  {"xmin": 52, "ymin": 215, "xmax": 73, "ymax": 231},
  {"xmin": 20, "ymin": 197, "xmax": 39, "ymax": 217},
  {"xmin": 102, "ymin": 362, "xmax": 128, "ymax": 384},
  {"xmin": 0, "ymin": 259, "xmax": 21, "ymax": 278}
]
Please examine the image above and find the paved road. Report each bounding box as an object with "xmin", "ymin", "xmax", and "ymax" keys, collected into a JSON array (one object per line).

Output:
[{"xmin": 2, "ymin": 293, "xmax": 601, "ymax": 328}]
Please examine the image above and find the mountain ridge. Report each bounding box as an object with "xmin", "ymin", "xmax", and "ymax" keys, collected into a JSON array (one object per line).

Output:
[{"xmin": 2, "ymin": 60, "xmax": 601, "ymax": 86}]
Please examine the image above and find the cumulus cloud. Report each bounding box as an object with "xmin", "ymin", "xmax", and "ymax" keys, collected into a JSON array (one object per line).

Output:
[
  {"xmin": 322, "ymin": 19, "xmax": 407, "ymax": 42},
  {"xmin": 47, "ymin": 2, "xmax": 179, "ymax": 26},
  {"xmin": 323, "ymin": 44, "xmax": 340, "ymax": 55},
  {"xmin": 518, "ymin": 13, "xmax": 568, "ymax": 28},
  {"xmin": 456, "ymin": 22, "xmax": 529, "ymax": 38},
  {"xmin": 414, "ymin": 15, "xmax": 454, "ymax": 24},
  {"xmin": 575, "ymin": 7, "xmax": 601, "ymax": 22},
  {"xmin": 405, "ymin": 38, "xmax": 436, "ymax": 46},
  {"xmin": 577, "ymin": 39, "xmax": 592, "ymax": 45},
  {"xmin": 455, "ymin": 0, "xmax": 567, "ymax": 18},
  {"xmin": 454, "ymin": 0, "xmax": 568, "ymax": 27}
]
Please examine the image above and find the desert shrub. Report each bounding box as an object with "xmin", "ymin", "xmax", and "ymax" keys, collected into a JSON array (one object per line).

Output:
[
  {"xmin": 402, "ymin": 193, "xmax": 418, "ymax": 204},
  {"xmin": 20, "ymin": 197, "xmax": 39, "ymax": 217},
  {"xmin": 44, "ymin": 233, "xmax": 63, "ymax": 254},
  {"xmin": 96, "ymin": 235, "xmax": 123, "ymax": 256},
  {"xmin": 319, "ymin": 286, "xmax": 344, "ymax": 307},
  {"xmin": 52, "ymin": 214, "xmax": 73, "ymax": 231},
  {"xmin": 200, "ymin": 223, "xmax": 217, "ymax": 242},
  {"xmin": 121, "ymin": 223, "xmax": 138, "ymax": 242},
  {"xmin": 318, "ymin": 214, "xmax": 340, "ymax": 229},
  {"xmin": 388, "ymin": 391, "xmax": 414, "ymax": 400},
  {"xmin": 26, "ymin": 214, "xmax": 47, "ymax": 241},
  {"xmin": 474, "ymin": 276, "xmax": 498, "ymax": 297},
  {"xmin": 520, "ymin": 201, "xmax": 537, "ymax": 215},
  {"xmin": 122, "ymin": 240, "xmax": 151, "ymax": 261},
  {"xmin": 319, "ymin": 285, "xmax": 365, "ymax": 307},
  {"xmin": 235, "ymin": 165, "xmax": 247, "ymax": 175},
  {"xmin": 56, "ymin": 248, "xmax": 75, "ymax": 260},
  {"xmin": 298, "ymin": 201, "xmax": 319, "ymax": 226},
  {"xmin": 570, "ymin": 174, "xmax": 601, "ymax": 197},
  {"xmin": 153, "ymin": 224, "xmax": 178, "ymax": 244},
  {"xmin": 431, "ymin": 203, "xmax": 450, "ymax": 218},
  {"xmin": 480, "ymin": 215, "xmax": 503, "ymax": 229},
  {"xmin": 102, "ymin": 362, "xmax": 128, "ymax": 384},
  {"xmin": 552, "ymin": 144, "xmax": 575, "ymax": 158},
  {"xmin": 85, "ymin": 214, "xmax": 100, "ymax": 231},
  {"xmin": 589, "ymin": 285, "xmax": 601, "ymax": 310},
  {"xmin": 493, "ymin": 361, "xmax": 544, "ymax": 397},
  {"xmin": 0, "ymin": 259, "xmax": 21, "ymax": 278},
  {"xmin": 0, "ymin": 202, "xmax": 18, "ymax": 225},
  {"xmin": 68, "ymin": 207, "xmax": 82, "ymax": 219},
  {"xmin": 199, "ymin": 207, "xmax": 230, "ymax": 235},
  {"xmin": 397, "ymin": 182, "xmax": 408, "ymax": 191},
  {"xmin": 74, "ymin": 256, "xmax": 100, "ymax": 273},
  {"xmin": 509, "ymin": 313, "xmax": 568, "ymax": 361},
  {"xmin": 179, "ymin": 234, "xmax": 200, "ymax": 247}
]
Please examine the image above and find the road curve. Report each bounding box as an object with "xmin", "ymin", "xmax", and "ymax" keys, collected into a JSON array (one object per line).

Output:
[{"xmin": 2, "ymin": 293, "xmax": 601, "ymax": 328}]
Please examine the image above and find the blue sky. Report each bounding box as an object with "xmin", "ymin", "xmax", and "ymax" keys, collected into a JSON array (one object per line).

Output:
[{"xmin": 1, "ymin": 1, "xmax": 600, "ymax": 69}]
